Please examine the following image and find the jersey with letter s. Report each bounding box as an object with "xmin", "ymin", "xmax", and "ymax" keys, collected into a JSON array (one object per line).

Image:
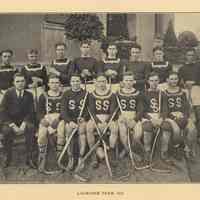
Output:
[
  {"xmin": 116, "ymin": 89, "xmax": 145, "ymax": 121},
  {"xmin": 61, "ymin": 89, "xmax": 87, "ymax": 123},
  {"xmin": 163, "ymin": 88, "xmax": 189, "ymax": 118}
]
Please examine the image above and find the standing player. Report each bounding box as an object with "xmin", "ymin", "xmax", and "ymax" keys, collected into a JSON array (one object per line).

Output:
[
  {"xmin": 60, "ymin": 74, "xmax": 88, "ymax": 172},
  {"xmin": 86, "ymin": 73, "xmax": 118, "ymax": 168},
  {"xmin": 101, "ymin": 42, "xmax": 125, "ymax": 85},
  {"xmin": 178, "ymin": 48, "xmax": 200, "ymax": 143},
  {"xmin": 21, "ymin": 49, "xmax": 48, "ymax": 100},
  {"xmin": 161, "ymin": 71, "xmax": 197, "ymax": 161},
  {"xmin": 150, "ymin": 47, "xmax": 172, "ymax": 90},
  {"xmin": 126, "ymin": 44, "xmax": 151, "ymax": 91},
  {"xmin": 0, "ymin": 49, "xmax": 17, "ymax": 100},
  {"xmin": 49, "ymin": 42, "xmax": 75, "ymax": 88},
  {"xmin": 116, "ymin": 71, "xmax": 145, "ymax": 161},
  {"xmin": 142, "ymin": 72, "xmax": 164, "ymax": 163},
  {"xmin": 73, "ymin": 40, "xmax": 99, "ymax": 83},
  {"xmin": 37, "ymin": 75, "xmax": 64, "ymax": 173}
]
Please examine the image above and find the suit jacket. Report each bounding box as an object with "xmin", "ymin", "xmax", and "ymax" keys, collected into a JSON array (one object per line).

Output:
[{"xmin": 0, "ymin": 87, "xmax": 35, "ymax": 125}]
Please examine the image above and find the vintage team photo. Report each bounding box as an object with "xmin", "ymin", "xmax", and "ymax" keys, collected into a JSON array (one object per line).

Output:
[{"xmin": 0, "ymin": 13, "xmax": 199, "ymax": 183}]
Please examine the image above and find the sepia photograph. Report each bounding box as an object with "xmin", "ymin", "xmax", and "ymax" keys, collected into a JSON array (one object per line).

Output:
[{"xmin": 0, "ymin": 12, "xmax": 200, "ymax": 184}]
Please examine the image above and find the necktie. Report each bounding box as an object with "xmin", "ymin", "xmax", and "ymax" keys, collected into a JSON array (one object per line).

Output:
[{"xmin": 19, "ymin": 91, "xmax": 22, "ymax": 100}]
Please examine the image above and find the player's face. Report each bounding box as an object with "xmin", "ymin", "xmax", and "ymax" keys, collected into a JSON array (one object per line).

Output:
[
  {"xmin": 96, "ymin": 76, "xmax": 107, "ymax": 90},
  {"xmin": 70, "ymin": 76, "xmax": 81, "ymax": 91},
  {"xmin": 168, "ymin": 74, "xmax": 179, "ymax": 87},
  {"xmin": 154, "ymin": 50, "xmax": 164, "ymax": 62},
  {"xmin": 186, "ymin": 50, "xmax": 195, "ymax": 63},
  {"xmin": 28, "ymin": 53, "xmax": 38, "ymax": 64},
  {"xmin": 130, "ymin": 48, "xmax": 141, "ymax": 61},
  {"xmin": 107, "ymin": 45, "xmax": 118, "ymax": 58},
  {"xmin": 14, "ymin": 76, "xmax": 25, "ymax": 90},
  {"xmin": 48, "ymin": 78, "xmax": 60, "ymax": 91},
  {"xmin": 56, "ymin": 45, "xmax": 66, "ymax": 59},
  {"xmin": 1, "ymin": 52, "xmax": 12, "ymax": 65},
  {"xmin": 148, "ymin": 75, "xmax": 160, "ymax": 90},
  {"xmin": 123, "ymin": 75, "xmax": 134, "ymax": 89},
  {"xmin": 80, "ymin": 43, "xmax": 90, "ymax": 56}
]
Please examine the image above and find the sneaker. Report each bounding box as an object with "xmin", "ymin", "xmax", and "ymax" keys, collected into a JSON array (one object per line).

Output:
[{"xmin": 73, "ymin": 172, "xmax": 89, "ymax": 182}]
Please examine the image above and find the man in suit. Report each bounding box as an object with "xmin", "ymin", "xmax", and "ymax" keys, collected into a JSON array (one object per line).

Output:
[{"xmin": 0, "ymin": 73, "xmax": 36, "ymax": 168}]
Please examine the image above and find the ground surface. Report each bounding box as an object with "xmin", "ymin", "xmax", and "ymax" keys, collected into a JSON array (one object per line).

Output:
[{"xmin": 0, "ymin": 142, "xmax": 200, "ymax": 184}]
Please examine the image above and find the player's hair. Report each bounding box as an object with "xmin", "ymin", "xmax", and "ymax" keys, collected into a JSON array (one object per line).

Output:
[
  {"xmin": 148, "ymin": 72, "xmax": 160, "ymax": 80},
  {"xmin": 27, "ymin": 49, "xmax": 38, "ymax": 55},
  {"xmin": 80, "ymin": 39, "xmax": 91, "ymax": 46},
  {"xmin": 122, "ymin": 71, "xmax": 134, "ymax": 79},
  {"xmin": 13, "ymin": 72, "xmax": 25, "ymax": 80},
  {"xmin": 96, "ymin": 72, "xmax": 106, "ymax": 79},
  {"xmin": 107, "ymin": 42, "xmax": 118, "ymax": 49},
  {"xmin": 154, "ymin": 34, "xmax": 163, "ymax": 40},
  {"xmin": 130, "ymin": 43, "xmax": 142, "ymax": 51},
  {"xmin": 0, "ymin": 49, "xmax": 13, "ymax": 56},
  {"xmin": 55, "ymin": 42, "xmax": 67, "ymax": 49},
  {"xmin": 167, "ymin": 70, "xmax": 179, "ymax": 78},
  {"xmin": 48, "ymin": 74, "xmax": 60, "ymax": 82},
  {"xmin": 70, "ymin": 73, "xmax": 81, "ymax": 80},
  {"xmin": 153, "ymin": 46, "xmax": 164, "ymax": 53}
]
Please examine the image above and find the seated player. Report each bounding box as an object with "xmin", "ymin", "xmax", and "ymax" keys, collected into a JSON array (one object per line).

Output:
[
  {"xmin": 86, "ymin": 73, "xmax": 118, "ymax": 168},
  {"xmin": 161, "ymin": 71, "xmax": 197, "ymax": 161},
  {"xmin": 49, "ymin": 42, "xmax": 75, "ymax": 89},
  {"xmin": 73, "ymin": 39, "xmax": 99, "ymax": 83},
  {"xmin": 60, "ymin": 74, "xmax": 88, "ymax": 171},
  {"xmin": 0, "ymin": 73, "xmax": 36, "ymax": 168},
  {"xmin": 142, "ymin": 72, "xmax": 164, "ymax": 163},
  {"xmin": 116, "ymin": 71, "xmax": 145, "ymax": 160},
  {"xmin": 37, "ymin": 75, "xmax": 65, "ymax": 173},
  {"xmin": 100, "ymin": 42, "xmax": 125, "ymax": 91},
  {"xmin": 150, "ymin": 47, "xmax": 172, "ymax": 90},
  {"xmin": 126, "ymin": 43, "xmax": 151, "ymax": 91},
  {"xmin": 21, "ymin": 49, "xmax": 48, "ymax": 102}
]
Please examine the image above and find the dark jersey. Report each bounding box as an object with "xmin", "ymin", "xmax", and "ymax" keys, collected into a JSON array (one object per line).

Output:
[
  {"xmin": 101, "ymin": 58, "xmax": 126, "ymax": 83},
  {"xmin": 61, "ymin": 89, "xmax": 88, "ymax": 123},
  {"xmin": 126, "ymin": 61, "xmax": 151, "ymax": 91},
  {"xmin": 163, "ymin": 88, "xmax": 190, "ymax": 119},
  {"xmin": 178, "ymin": 62, "xmax": 200, "ymax": 85},
  {"xmin": 51, "ymin": 58, "xmax": 75, "ymax": 86},
  {"xmin": 116, "ymin": 89, "xmax": 144, "ymax": 121},
  {"xmin": 150, "ymin": 61, "xmax": 172, "ymax": 83},
  {"xmin": 21, "ymin": 63, "xmax": 48, "ymax": 89},
  {"xmin": 88, "ymin": 90, "xmax": 117, "ymax": 123},
  {"xmin": 73, "ymin": 57, "xmax": 99, "ymax": 82},
  {"xmin": 144, "ymin": 89, "xmax": 166, "ymax": 119},
  {"xmin": 0, "ymin": 65, "xmax": 17, "ymax": 90},
  {"xmin": 37, "ymin": 91, "xmax": 62, "ymax": 121}
]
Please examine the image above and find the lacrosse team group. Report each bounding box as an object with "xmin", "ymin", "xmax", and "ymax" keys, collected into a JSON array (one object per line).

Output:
[{"xmin": 0, "ymin": 38, "xmax": 199, "ymax": 182}]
